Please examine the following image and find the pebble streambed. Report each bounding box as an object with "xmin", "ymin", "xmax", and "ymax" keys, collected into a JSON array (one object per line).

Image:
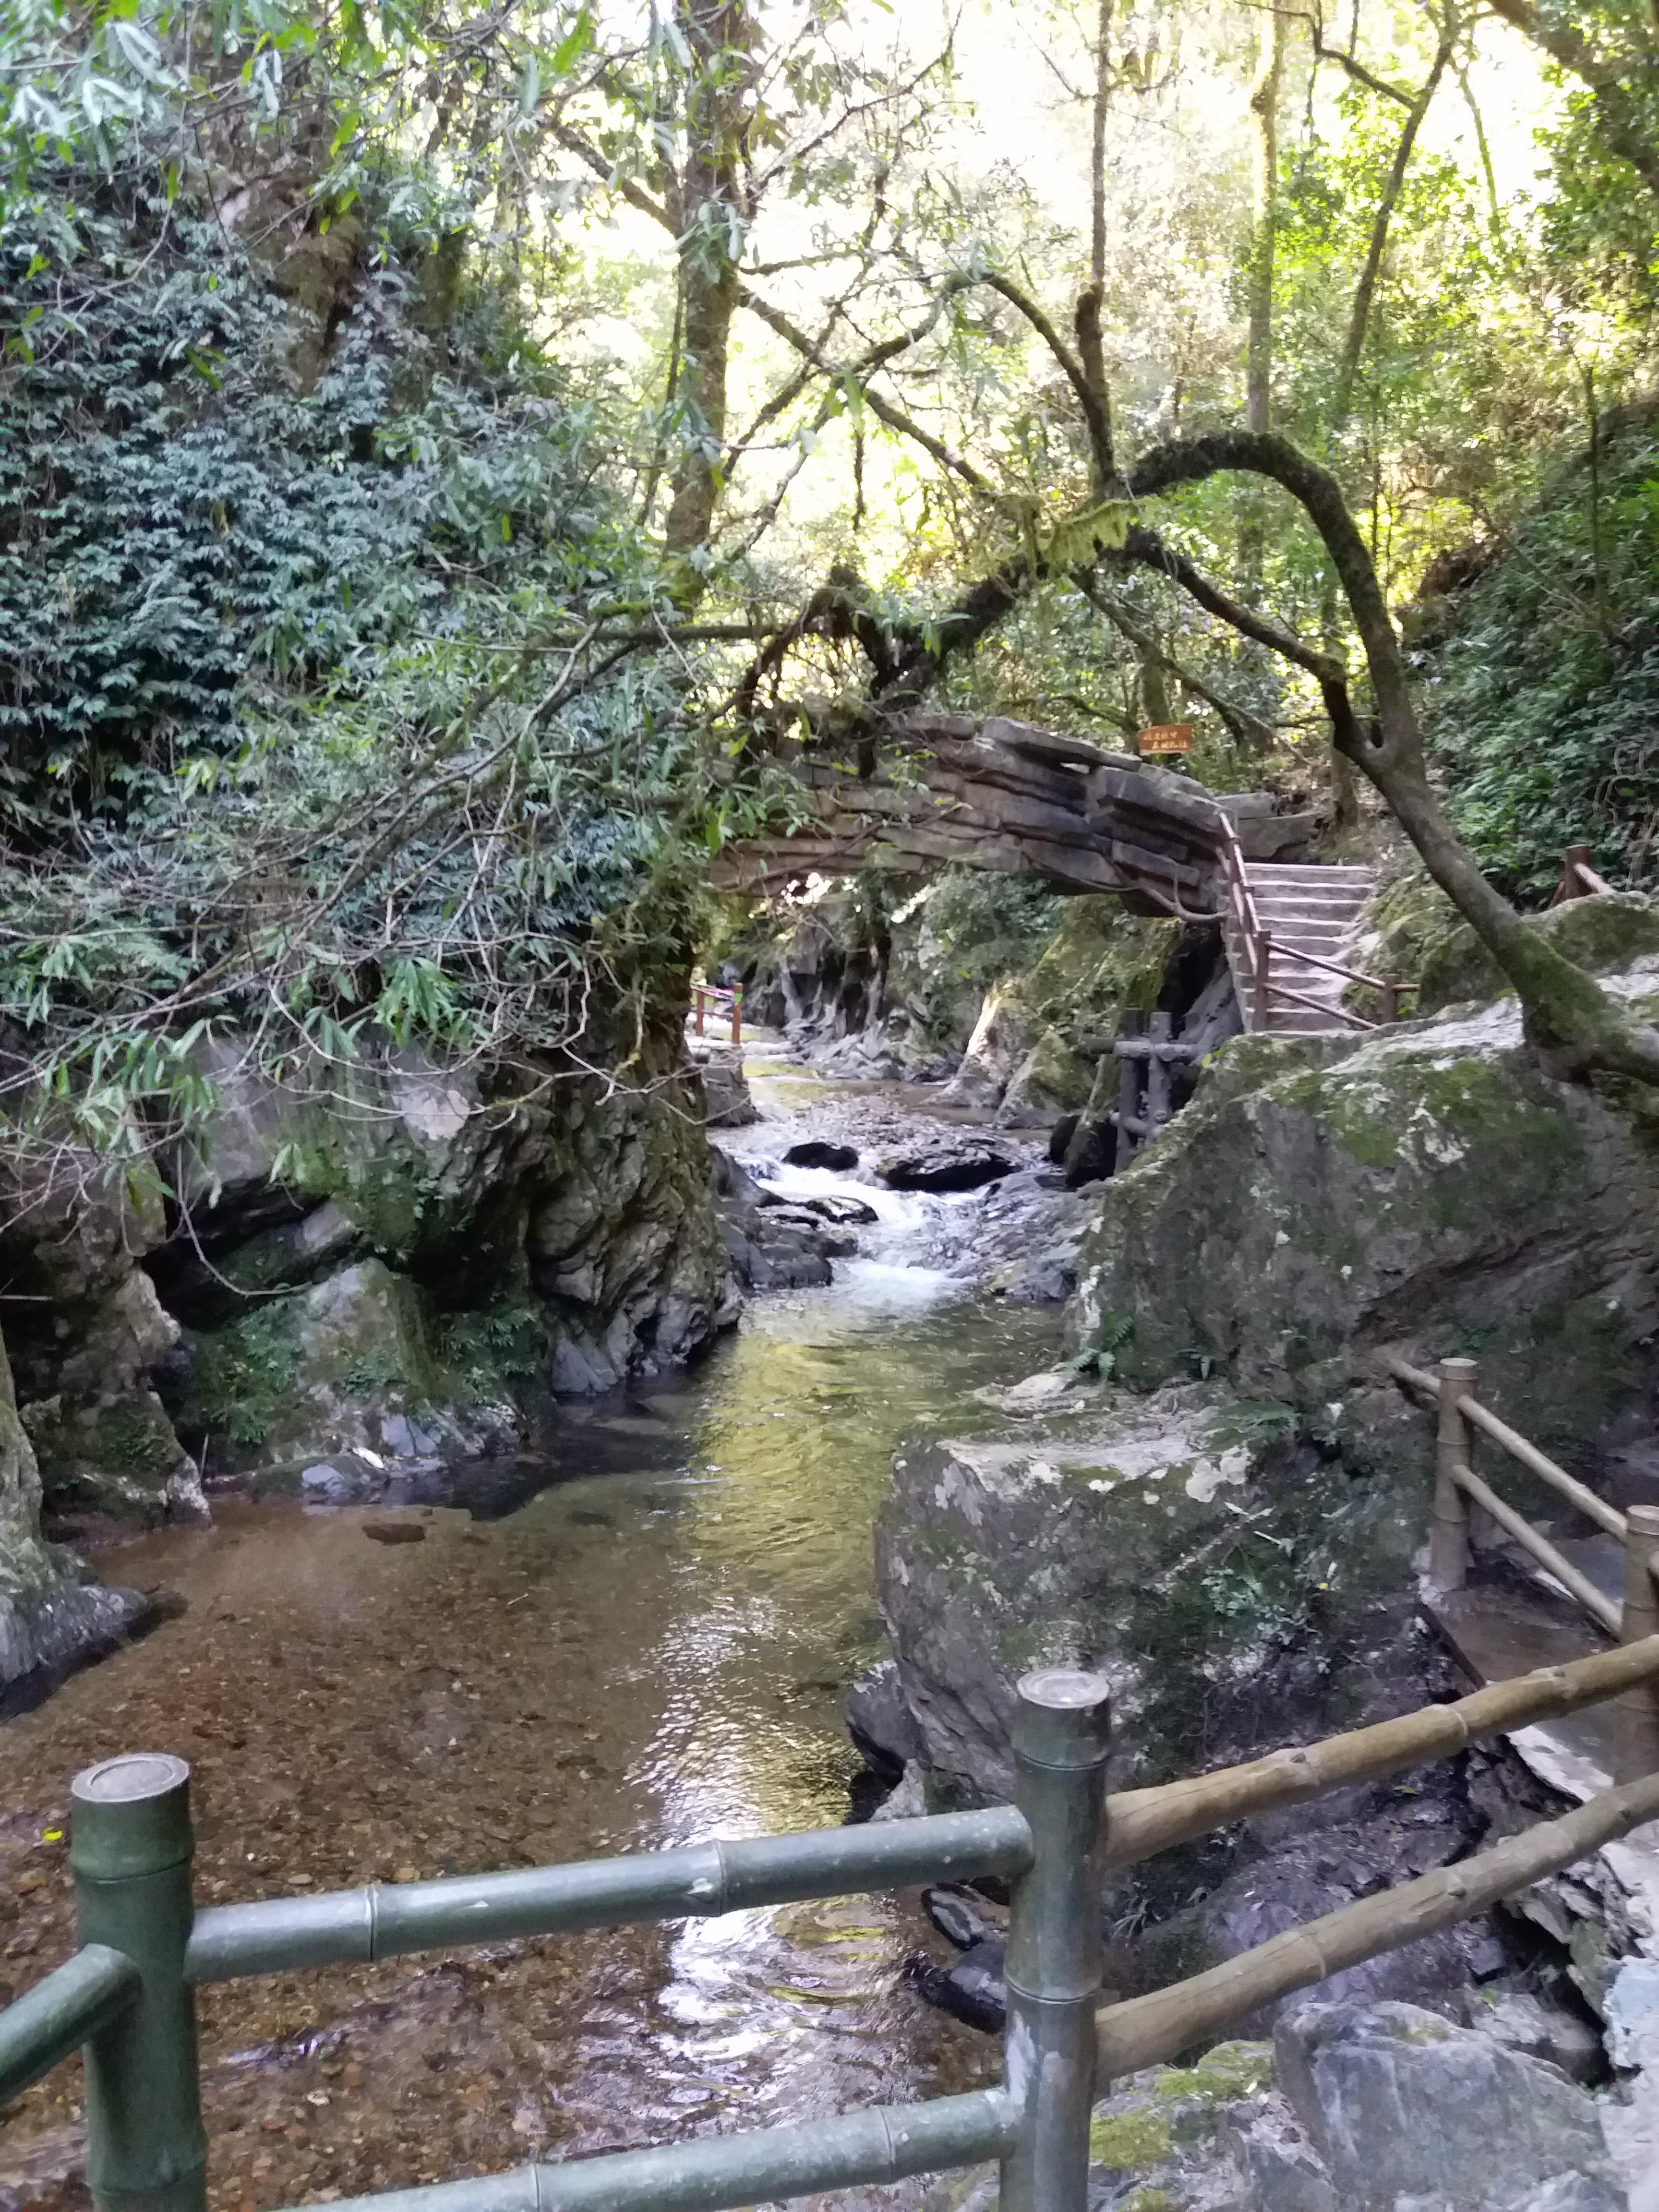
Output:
[{"xmin": 0, "ymin": 1075, "xmax": 1065, "ymax": 2212}]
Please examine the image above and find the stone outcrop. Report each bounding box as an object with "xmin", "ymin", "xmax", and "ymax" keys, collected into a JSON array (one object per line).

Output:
[
  {"xmin": 1067, "ymin": 982, "xmax": 1659, "ymax": 1463},
  {"xmin": 0, "ymin": 1323, "xmax": 147, "ymax": 1704},
  {"xmin": 1, "ymin": 1026, "xmax": 739, "ymax": 1517},
  {"xmin": 876, "ymin": 1372, "xmax": 1432, "ymax": 1804},
  {"xmin": 923, "ymin": 2004, "xmax": 1634, "ymax": 2210},
  {"xmin": 685, "ymin": 1039, "xmax": 758, "ymax": 1128}
]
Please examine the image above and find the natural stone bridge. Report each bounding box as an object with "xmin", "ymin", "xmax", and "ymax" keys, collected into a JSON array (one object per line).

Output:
[{"xmin": 712, "ymin": 714, "xmax": 1311, "ymax": 915}]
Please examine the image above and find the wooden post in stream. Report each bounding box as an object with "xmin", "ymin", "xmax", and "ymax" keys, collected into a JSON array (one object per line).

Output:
[
  {"xmin": 1115, "ymin": 1012, "xmax": 1144, "ymax": 1174},
  {"xmin": 1429, "ymin": 1358, "xmax": 1477, "ymax": 1593},
  {"xmin": 1618, "ymin": 1504, "xmax": 1659, "ymax": 1781},
  {"xmin": 731, "ymin": 986, "xmax": 743, "ymax": 1048},
  {"xmin": 1146, "ymin": 1013, "xmax": 1173, "ymax": 1136}
]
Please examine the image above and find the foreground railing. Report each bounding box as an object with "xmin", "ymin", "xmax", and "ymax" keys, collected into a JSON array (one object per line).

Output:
[
  {"xmin": 9, "ymin": 1387, "xmax": 1659, "ymax": 2210},
  {"xmin": 0, "ymin": 1675, "xmax": 1105, "ymax": 2212}
]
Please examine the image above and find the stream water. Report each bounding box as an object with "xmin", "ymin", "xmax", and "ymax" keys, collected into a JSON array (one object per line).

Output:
[{"xmin": 0, "ymin": 1061, "xmax": 1064, "ymax": 2212}]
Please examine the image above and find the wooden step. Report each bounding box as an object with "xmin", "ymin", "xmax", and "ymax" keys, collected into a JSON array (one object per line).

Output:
[{"xmin": 1246, "ymin": 863, "xmax": 1379, "ymax": 882}]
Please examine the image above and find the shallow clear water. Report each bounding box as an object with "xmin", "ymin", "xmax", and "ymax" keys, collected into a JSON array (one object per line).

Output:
[{"xmin": 0, "ymin": 1155, "xmax": 1061, "ymax": 2211}]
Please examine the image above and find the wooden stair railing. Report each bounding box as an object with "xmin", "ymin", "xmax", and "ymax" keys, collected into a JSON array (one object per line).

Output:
[{"xmin": 1216, "ymin": 815, "xmax": 1410, "ymax": 1034}]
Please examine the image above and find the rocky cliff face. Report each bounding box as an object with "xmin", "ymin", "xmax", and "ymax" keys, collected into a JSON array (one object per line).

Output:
[
  {"xmin": 0, "ymin": 1025, "xmax": 737, "ymax": 1527},
  {"xmin": 731, "ymin": 873, "xmax": 1236, "ymax": 1128},
  {"xmin": 0, "ymin": 1323, "xmax": 148, "ymax": 1703}
]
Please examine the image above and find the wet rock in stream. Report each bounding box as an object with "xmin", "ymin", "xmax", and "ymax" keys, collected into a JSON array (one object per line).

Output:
[
  {"xmin": 782, "ymin": 1140, "xmax": 859, "ymax": 1171},
  {"xmin": 878, "ymin": 1142, "xmax": 1016, "ymax": 1194},
  {"xmin": 707, "ymin": 1146, "xmax": 839, "ymax": 1290},
  {"xmin": 904, "ymin": 1937, "xmax": 1006, "ymax": 2034},
  {"xmin": 844, "ymin": 1656, "xmax": 924, "ymax": 1779}
]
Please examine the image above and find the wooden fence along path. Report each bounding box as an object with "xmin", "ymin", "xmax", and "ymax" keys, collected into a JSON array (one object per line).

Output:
[
  {"xmin": 692, "ymin": 981, "xmax": 744, "ymax": 1045},
  {"xmin": 3, "ymin": 1358, "xmax": 1659, "ymax": 2210}
]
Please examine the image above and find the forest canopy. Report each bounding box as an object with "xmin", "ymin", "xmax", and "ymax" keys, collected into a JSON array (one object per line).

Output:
[{"xmin": 6, "ymin": 0, "xmax": 1659, "ymax": 1156}]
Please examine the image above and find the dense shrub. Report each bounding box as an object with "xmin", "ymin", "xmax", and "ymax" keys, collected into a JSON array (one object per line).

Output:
[{"xmin": 1426, "ymin": 409, "xmax": 1659, "ymax": 904}]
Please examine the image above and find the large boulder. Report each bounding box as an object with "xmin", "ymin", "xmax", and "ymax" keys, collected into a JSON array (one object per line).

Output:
[
  {"xmin": 995, "ymin": 1025, "xmax": 1095, "ymax": 1129},
  {"xmin": 2, "ymin": 1030, "xmax": 739, "ymax": 1512},
  {"xmin": 876, "ymin": 1378, "xmax": 1424, "ymax": 1804},
  {"xmin": 685, "ymin": 1039, "xmax": 758, "ymax": 1129},
  {"xmin": 878, "ymin": 1142, "xmax": 1017, "ymax": 1193},
  {"xmin": 1419, "ymin": 893, "xmax": 1659, "ymax": 1018},
  {"xmin": 1274, "ymin": 2002, "xmax": 1621, "ymax": 2210},
  {"xmin": 0, "ymin": 1323, "xmax": 148, "ymax": 1702},
  {"xmin": 1068, "ymin": 994, "xmax": 1659, "ymax": 1465},
  {"xmin": 921, "ymin": 2008, "xmax": 1628, "ymax": 2211}
]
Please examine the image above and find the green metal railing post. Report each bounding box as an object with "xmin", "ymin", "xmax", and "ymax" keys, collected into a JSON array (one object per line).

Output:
[
  {"xmin": 999, "ymin": 1666, "xmax": 1111, "ymax": 2212},
  {"xmin": 72, "ymin": 1754, "xmax": 208, "ymax": 2212}
]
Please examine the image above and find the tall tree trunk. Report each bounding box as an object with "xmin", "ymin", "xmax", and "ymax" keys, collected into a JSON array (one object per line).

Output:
[
  {"xmin": 663, "ymin": 0, "xmax": 754, "ymax": 578},
  {"xmin": 1237, "ymin": 7, "xmax": 1286, "ymax": 594},
  {"xmin": 1076, "ymin": 0, "xmax": 1118, "ymax": 494},
  {"xmin": 1322, "ymin": 25, "xmax": 1452, "ymax": 827},
  {"xmin": 1331, "ymin": 32, "xmax": 1453, "ymax": 424}
]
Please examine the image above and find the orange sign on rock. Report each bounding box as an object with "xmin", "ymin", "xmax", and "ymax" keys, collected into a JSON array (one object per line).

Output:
[{"xmin": 1138, "ymin": 722, "xmax": 1193, "ymax": 755}]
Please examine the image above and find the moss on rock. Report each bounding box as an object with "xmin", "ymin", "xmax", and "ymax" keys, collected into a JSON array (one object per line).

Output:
[{"xmin": 1418, "ymin": 890, "xmax": 1659, "ymax": 1015}]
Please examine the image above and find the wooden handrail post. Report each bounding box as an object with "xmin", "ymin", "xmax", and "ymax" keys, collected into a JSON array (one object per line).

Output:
[
  {"xmin": 731, "ymin": 985, "xmax": 742, "ymax": 1048},
  {"xmin": 1381, "ymin": 979, "xmax": 1399, "ymax": 1024},
  {"xmin": 1253, "ymin": 930, "xmax": 1272, "ymax": 1033},
  {"xmin": 1430, "ymin": 1358, "xmax": 1478, "ymax": 1593},
  {"xmin": 1115, "ymin": 1014, "xmax": 1144, "ymax": 1173},
  {"xmin": 1146, "ymin": 1012, "xmax": 1173, "ymax": 1133},
  {"xmin": 1617, "ymin": 1505, "xmax": 1659, "ymax": 1781},
  {"xmin": 73, "ymin": 1754, "xmax": 208, "ymax": 2212},
  {"xmin": 1001, "ymin": 1669, "xmax": 1112, "ymax": 2212},
  {"xmin": 694, "ymin": 987, "xmax": 705, "ymax": 1036}
]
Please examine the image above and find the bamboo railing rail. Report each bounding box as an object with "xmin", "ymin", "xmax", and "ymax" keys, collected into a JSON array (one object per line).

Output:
[
  {"xmin": 1269, "ymin": 938, "xmax": 1401, "ymax": 995},
  {"xmin": 1096, "ymin": 1763, "xmax": 1659, "ymax": 2077},
  {"xmin": 1082, "ymin": 1357, "xmax": 1659, "ymax": 2080},
  {"xmin": 1265, "ymin": 973, "xmax": 1380, "ymax": 1029},
  {"xmin": 1453, "ymin": 1460, "xmax": 1623, "ymax": 1634},
  {"xmin": 1387, "ymin": 1357, "xmax": 1627, "ymax": 1540},
  {"xmin": 1388, "ymin": 1353, "xmax": 1659, "ymax": 1779},
  {"xmin": 1099, "ymin": 1631, "xmax": 1659, "ymax": 1868},
  {"xmin": 692, "ymin": 983, "xmax": 744, "ymax": 1045},
  {"xmin": 1462, "ymin": 1398, "xmax": 1629, "ymax": 1539}
]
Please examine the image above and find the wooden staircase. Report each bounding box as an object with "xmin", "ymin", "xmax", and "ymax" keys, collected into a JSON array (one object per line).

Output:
[{"xmin": 1221, "ymin": 841, "xmax": 1389, "ymax": 1031}]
